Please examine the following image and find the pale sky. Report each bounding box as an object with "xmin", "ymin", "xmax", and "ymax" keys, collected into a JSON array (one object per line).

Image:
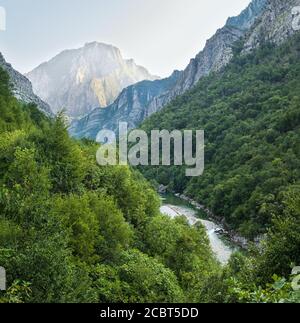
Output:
[{"xmin": 0, "ymin": 0, "xmax": 250, "ymax": 77}]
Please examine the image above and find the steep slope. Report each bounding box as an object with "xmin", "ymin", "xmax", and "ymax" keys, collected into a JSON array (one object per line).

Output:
[
  {"xmin": 26, "ymin": 42, "xmax": 158, "ymax": 119},
  {"xmin": 0, "ymin": 53, "xmax": 53, "ymax": 116},
  {"xmin": 162, "ymin": 0, "xmax": 268, "ymax": 101},
  {"xmin": 69, "ymin": 71, "xmax": 181, "ymax": 139},
  {"xmin": 244, "ymin": 0, "xmax": 300, "ymax": 51},
  {"xmin": 140, "ymin": 30, "xmax": 300, "ymax": 238},
  {"xmin": 71, "ymin": 0, "xmax": 267, "ymax": 139},
  {"xmin": 0, "ymin": 66, "xmax": 217, "ymax": 304}
]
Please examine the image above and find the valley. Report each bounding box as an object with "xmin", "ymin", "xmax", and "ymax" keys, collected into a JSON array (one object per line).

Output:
[{"xmin": 0, "ymin": 0, "xmax": 299, "ymax": 304}]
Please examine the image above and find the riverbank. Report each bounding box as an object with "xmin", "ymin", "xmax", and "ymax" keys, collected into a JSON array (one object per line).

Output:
[
  {"xmin": 160, "ymin": 202, "xmax": 235, "ymax": 265},
  {"xmin": 171, "ymin": 193, "xmax": 252, "ymax": 249}
]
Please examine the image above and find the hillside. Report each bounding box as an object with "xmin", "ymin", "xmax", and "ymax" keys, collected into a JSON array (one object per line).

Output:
[
  {"xmin": 141, "ymin": 33, "xmax": 300, "ymax": 240},
  {"xmin": 69, "ymin": 70, "xmax": 181, "ymax": 138},
  {"xmin": 0, "ymin": 53, "xmax": 52, "ymax": 116},
  {"xmin": 0, "ymin": 66, "xmax": 219, "ymax": 303}
]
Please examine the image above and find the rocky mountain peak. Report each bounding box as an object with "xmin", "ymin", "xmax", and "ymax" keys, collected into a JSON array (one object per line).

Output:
[{"xmin": 26, "ymin": 43, "xmax": 158, "ymax": 119}]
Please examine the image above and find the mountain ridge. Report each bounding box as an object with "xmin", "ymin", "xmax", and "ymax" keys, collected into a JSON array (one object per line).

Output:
[{"xmin": 70, "ymin": 0, "xmax": 268, "ymax": 139}]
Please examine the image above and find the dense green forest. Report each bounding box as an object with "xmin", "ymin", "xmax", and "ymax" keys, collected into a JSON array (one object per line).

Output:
[
  {"xmin": 139, "ymin": 34, "xmax": 300, "ymax": 302},
  {"xmin": 0, "ymin": 67, "xmax": 219, "ymax": 303},
  {"xmin": 0, "ymin": 33, "xmax": 300, "ymax": 303},
  {"xmin": 141, "ymin": 34, "xmax": 300, "ymax": 240}
]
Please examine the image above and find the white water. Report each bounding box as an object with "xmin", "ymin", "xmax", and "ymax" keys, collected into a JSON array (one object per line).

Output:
[{"xmin": 160, "ymin": 204, "xmax": 234, "ymax": 265}]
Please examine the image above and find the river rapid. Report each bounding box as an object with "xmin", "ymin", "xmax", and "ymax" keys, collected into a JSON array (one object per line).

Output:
[{"xmin": 160, "ymin": 195, "xmax": 237, "ymax": 265}]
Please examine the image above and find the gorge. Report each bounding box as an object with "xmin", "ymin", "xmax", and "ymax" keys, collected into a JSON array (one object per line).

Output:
[{"xmin": 0, "ymin": 0, "xmax": 299, "ymax": 304}]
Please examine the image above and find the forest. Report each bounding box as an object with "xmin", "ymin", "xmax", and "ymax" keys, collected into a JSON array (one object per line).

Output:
[
  {"xmin": 141, "ymin": 33, "xmax": 300, "ymax": 240},
  {"xmin": 0, "ymin": 34, "xmax": 299, "ymax": 303}
]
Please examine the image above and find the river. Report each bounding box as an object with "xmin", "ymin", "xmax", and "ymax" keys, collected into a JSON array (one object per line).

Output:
[{"xmin": 160, "ymin": 195, "xmax": 236, "ymax": 265}]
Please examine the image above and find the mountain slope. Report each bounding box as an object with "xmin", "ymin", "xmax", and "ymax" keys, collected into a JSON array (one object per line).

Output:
[
  {"xmin": 0, "ymin": 66, "xmax": 218, "ymax": 304},
  {"xmin": 70, "ymin": 0, "xmax": 267, "ymax": 139},
  {"xmin": 26, "ymin": 42, "xmax": 158, "ymax": 119},
  {"xmin": 140, "ymin": 30, "xmax": 300, "ymax": 238},
  {"xmin": 244, "ymin": 0, "xmax": 300, "ymax": 51},
  {"xmin": 69, "ymin": 70, "xmax": 181, "ymax": 138},
  {"xmin": 0, "ymin": 53, "xmax": 53, "ymax": 116}
]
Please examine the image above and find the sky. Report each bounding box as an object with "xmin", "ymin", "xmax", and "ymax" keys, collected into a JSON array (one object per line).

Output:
[{"xmin": 0, "ymin": 0, "xmax": 250, "ymax": 77}]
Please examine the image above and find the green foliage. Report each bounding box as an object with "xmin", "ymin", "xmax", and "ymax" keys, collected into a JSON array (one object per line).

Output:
[
  {"xmin": 0, "ymin": 67, "xmax": 216, "ymax": 303},
  {"xmin": 252, "ymin": 185, "xmax": 300, "ymax": 283},
  {"xmin": 91, "ymin": 250, "xmax": 184, "ymax": 303},
  {"xmin": 141, "ymin": 33, "xmax": 300, "ymax": 240},
  {"xmin": 0, "ymin": 280, "xmax": 32, "ymax": 303},
  {"xmin": 1, "ymin": 33, "xmax": 299, "ymax": 303},
  {"xmin": 230, "ymin": 274, "xmax": 300, "ymax": 303},
  {"xmin": 141, "ymin": 215, "xmax": 218, "ymax": 301},
  {"xmin": 50, "ymin": 192, "xmax": 134, "ymax": 263}
]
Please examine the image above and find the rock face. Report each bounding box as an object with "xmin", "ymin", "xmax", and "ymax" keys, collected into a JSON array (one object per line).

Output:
[
  {"xmin": 0, "ymin": 53, "xmax": 53, "ymax": 116},
  {"xmin": 70, "ymin": 0, "xmax": 267, "ymax": 139},
  {"xmin": 243, "ymin": 0, "xmax": 300, "ymax": 51},
  {"xmin": 69, "ymin": 71, "xmax": 180, "ymax": 139},
  {"xmin": 26, "ymin": 42, "xmax": 158, "ymax": 119},
  {"xmin": 226, "ymin": 0, "xmax": 268, "ymax": 30},
  {"xmin": 171, "ymin": 0, "xmax": 267, "ymax": 95}
]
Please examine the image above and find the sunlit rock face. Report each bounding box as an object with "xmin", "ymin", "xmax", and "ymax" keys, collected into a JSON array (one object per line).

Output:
[{"xmin": 26, "ymin": 42, "xmax": 158, "ymax": 119}]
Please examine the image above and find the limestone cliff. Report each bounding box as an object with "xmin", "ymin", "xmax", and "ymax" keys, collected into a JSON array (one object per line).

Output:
[{"xmin": 26, "ymin": 42, "xmax": 158, "ymax": 119}]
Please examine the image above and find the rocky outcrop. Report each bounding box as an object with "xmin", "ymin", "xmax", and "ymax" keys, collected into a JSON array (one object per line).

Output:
[
  {"xmin": 243, "ymin": 0, "xmax": 300, "ymax": 51},
  {"xmin": 0, "ymin": 53, "xmax": 53, "ymax": 116},
  {"xmin": 227, "ymin": 0, "xmax": 268, "ymax": 30},
  {"xmin": 70, "ymin": 0, "xmax": 267, "ymax": 139},
  {"xmin": 152, "ymin": 25, "xmax": 245, "ymax": 112},
  {"xmin": 26, "ymin": 42, "xmax": 158, "ymax": 119}
]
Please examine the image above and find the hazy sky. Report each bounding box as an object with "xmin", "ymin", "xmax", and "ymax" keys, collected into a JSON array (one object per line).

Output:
[{"xmin": 0, "ymin": 0, "xmax": 250, "ymax": 77}]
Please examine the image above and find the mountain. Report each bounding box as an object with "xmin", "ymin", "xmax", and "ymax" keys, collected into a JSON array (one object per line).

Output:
[
  {"xmin": 243, "ymin": 0, "xmax": 300, "ymax": 52},
  {"xmin": 26, "ymin": 42, "xmax": 158, "ymax": 119},
  {"xmin": 69, "ymin": 71, "xmax": 181, "ymax": 139},
  {"xmin": 70, "ymin": 0, "xmax": 267, "ymax": 139},
  {"xmin": 168, "ymin": 0, "xmax": 267, "ymax": 96},
  {"xmin": 140, "ymin": 13, "xmax": 300, "ymax": 239},
  {"xmin": 0, "ymin": 53, "xmax": 53, "ymax": 116}
]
